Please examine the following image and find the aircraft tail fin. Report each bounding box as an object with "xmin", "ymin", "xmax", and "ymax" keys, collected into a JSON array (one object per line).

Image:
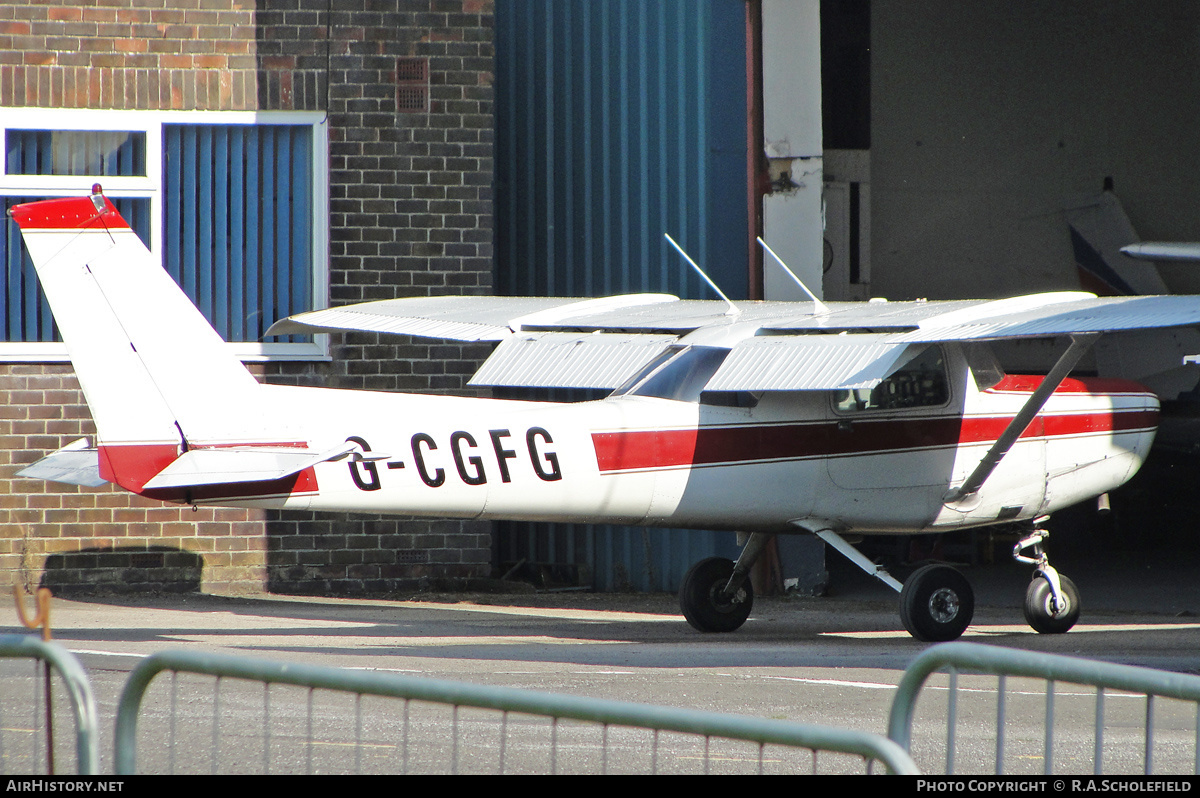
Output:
[
  {"xmin": 1063, "ymin": 190, "xmax": 1169, "ymax": 297},
  {"xmin": 10, "ymin": 191, "xmax": 268, "ymax": 492}
]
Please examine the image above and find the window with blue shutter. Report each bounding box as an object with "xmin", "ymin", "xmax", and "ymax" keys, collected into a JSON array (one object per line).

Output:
[
  {"xmin": 0, "ymin": 114, "xmax": 325, "ymax": 358},
  {"xmin": 163, "ymin": 124, "xmax": 313, "ymax": 342},
  {"xmin": 2, "ymin": 129, "xmax": 153, "ymax": 342}
]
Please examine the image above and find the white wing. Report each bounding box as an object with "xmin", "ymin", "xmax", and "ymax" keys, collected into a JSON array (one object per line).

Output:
[{"xmin": 270, "ymin": 290, "xmax": 1200, "ymax": 392}]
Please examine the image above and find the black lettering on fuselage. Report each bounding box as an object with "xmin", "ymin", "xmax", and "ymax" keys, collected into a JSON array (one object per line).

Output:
[
  {"xmin": 346, "ymin": 435, "xmax": 381, "ymax": 491},
  {"xmin": 346, "ymin": 426, "xmax": 562, "ymax": 491},
  {"xmin": 451, "ymin": 431, "xmax": 487, "ymax": 485},
  {"xmin": 489, "ymin": 429, "xmax": 517, "ymax": 483},
  {"xmin": 527, "ymin": 427, "xmax": 562, "ymax": 481},
  {"xmin": 411, "ymin": 433, "xmax": 446, "ymax": 487}
]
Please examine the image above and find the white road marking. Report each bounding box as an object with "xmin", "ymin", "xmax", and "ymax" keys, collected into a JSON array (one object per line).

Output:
[
  {"xmin": 398, "ymin": 601, "xmax": 679, "ymax": 623},
  {"xmin": 823, "ymin": 622, "xmax": 1200, "ymax": 639},
  {"xmin": 758, "ymin": 674, "xmax": 1146, "ymax": 699},
  {"xmin": 162, "ymin": 634, "xmax": 633, "ymax": 647}
]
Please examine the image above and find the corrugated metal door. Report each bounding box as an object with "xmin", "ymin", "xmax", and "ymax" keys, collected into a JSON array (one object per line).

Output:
[{"xmin": 494, "ymin": 0, "xmax": 750, "ymax": 591}]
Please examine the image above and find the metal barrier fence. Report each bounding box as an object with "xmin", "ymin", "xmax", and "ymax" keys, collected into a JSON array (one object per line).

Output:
[
  {"xmin": 114, "ymin": 649, "xmax": 918, "ymax": 775},
  {"xmin": 24, "ymin": 629, "xmax": 1200, "ymax": 776},
  {"xmin": 0, "ymin": 634, "xmax": 100, "ymax": 775},
  {"xmin": 888, "ymin": 641, "xmax": 1200, "ymax": 775}
]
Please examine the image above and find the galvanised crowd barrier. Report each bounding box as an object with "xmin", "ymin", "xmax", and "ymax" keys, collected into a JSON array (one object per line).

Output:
[
  {"xmin": 26, "ymin": 625, "xmax": 1200, "ymax": 776},
  {"xmin": 0, "ymin": 634, "xmax": 99, "ymax": 775},
  {"xmin": 888, "ymin": 641, "xmax": 1200, "ymax": 775},
  {"xmin": 114, "ymin": 649, "xmax": 919, "ymax": 775}
]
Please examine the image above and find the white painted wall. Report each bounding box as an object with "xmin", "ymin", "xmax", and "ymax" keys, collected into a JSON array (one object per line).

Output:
[{"xmin": 761, "ymin": 0, "xmax": 825, "ymax": 301}]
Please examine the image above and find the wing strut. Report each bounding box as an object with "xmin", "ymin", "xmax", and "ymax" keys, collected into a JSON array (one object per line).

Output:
[{"xmin": 944, "ymin": 333, "xmax": 1099, "ymax": 505}]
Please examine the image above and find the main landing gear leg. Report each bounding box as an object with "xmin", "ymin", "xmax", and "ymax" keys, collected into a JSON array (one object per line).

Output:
[
  {"xmin": 679, "ymin": 532, "xmax": 771, "ymax": 633},
  {"xmin": 1014, "ymin": 516, "xmax": 1080, "ymax": 634},
  {"xmin": 815, "ymin": 528, "xmax": 975, "ymax": 642}
]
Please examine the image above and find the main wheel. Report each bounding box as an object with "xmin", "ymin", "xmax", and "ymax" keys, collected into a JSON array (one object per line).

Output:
[
  {"xmin": 1024, "ymin": 574, "xmax": 1080, "ymax": 634},
  {"xmin": 899, "ymin": 564, "xmax": 975, "ymax": 642},
  {"xmin": 679, "ymin": 557, "xmax": 753, "ymax": 633}
]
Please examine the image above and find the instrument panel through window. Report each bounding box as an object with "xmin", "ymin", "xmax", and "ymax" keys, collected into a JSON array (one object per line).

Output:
[{"xmin": 833, "ymin": 345, "xmax": 949, "ymax": 413}]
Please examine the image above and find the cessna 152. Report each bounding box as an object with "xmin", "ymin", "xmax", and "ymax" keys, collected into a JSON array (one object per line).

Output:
[{"xmin": 10, "ymin": 190, "xmax": 1197, "ymax": 641}]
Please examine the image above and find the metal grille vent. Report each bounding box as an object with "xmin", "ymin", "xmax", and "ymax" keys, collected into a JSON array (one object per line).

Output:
[{"xmin": 396, "ymin": 57, "xmax": 429, "ymax": 113}]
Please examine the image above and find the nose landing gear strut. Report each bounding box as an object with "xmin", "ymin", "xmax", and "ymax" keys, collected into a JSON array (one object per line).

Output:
[{"xmin": 1015, "ymin": 517, "xmax": 1081, "ymax": 634}]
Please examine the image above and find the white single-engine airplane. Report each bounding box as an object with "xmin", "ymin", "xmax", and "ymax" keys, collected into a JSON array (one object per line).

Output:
[{"xmin": 12, "ymin": 190, "xmax": 1200, "ymax": 641}]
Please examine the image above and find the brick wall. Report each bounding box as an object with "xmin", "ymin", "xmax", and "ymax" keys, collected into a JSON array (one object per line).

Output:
[{"xmin": 0, "ymin": 0, "xmax": 496, "ymax": 596}]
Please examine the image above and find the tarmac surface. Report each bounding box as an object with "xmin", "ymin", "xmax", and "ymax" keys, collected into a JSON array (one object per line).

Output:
[
  {"xmin": 8, "ymin": 530, "xmax": 1200, "ymax": 674},
  {"xmin": 5, "ymin": 526, "xmax": 1200, "ymax": 775}
]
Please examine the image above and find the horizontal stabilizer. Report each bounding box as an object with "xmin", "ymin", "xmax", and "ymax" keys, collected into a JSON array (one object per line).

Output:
[
  {"xmin": 142, "ymin": 441, "xmax": 380, "ymax": 490},
  {"xmin": 1121, "ymin": 242, "xmax": 1200, "ymax": 262},
  {"xmin": 17, "ymin": 438, "xmax": 107, "ymax": 488}
]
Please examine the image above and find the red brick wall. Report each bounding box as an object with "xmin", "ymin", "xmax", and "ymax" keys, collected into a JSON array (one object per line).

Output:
[
  {"xmin": 0, "ymin": 1, "xmax": 495, "ymax": 596},
  {"xmin": 0, "ymin": 366, "xmax": 268, "ymax": 595},
  {"xmin": 1, "ymin": 1, "xmax": 270, "ymax": 111}
]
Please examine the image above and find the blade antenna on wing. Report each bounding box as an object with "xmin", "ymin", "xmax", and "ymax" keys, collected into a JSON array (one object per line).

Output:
[
  {"xmin": 664, "ymin": 233, "xmax": 739, "ymax": 317},
  {"xmin": 758, "ymin": 234, "xmax": 825, "ymax": 314},
  {"xmin": 757, "ymin": 236, "xmax": 829, "ymax": 315}
]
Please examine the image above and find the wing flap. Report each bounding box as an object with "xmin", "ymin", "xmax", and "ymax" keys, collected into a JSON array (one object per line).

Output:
[
  {"xmin": 469, "ymin": 332, "xmax": 679, "ymax": 389},
  {"xmin": 705, "ymin": 335, "xmax": 922, "ymax": 391}
]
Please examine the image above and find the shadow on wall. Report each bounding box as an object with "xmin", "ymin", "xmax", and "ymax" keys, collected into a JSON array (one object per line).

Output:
[{"xmin": 40, "ymin": 547, "xmax": 203, "ymax": 595}]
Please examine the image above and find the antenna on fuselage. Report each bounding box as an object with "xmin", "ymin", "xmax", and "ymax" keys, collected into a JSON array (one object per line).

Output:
[
  {"xmin": 757, "ymin": 236, "xmax": 829, "ymax": 315},
  {"xmin": 664, "ymin": 233, "xmax": 739, "ymax": 317}
]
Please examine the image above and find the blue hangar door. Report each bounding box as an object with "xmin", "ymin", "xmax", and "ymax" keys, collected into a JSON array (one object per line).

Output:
[{"xmin": 494, "ymin": 0, "xmax": 752, "ymax": 591}]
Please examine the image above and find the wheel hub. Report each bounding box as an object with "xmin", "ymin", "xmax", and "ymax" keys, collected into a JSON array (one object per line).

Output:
[
  {"xmin": 928, "ymin": 587, "xmax": 960, "ymax": 623},
  {"xmin": 710, "ymin": 583, "xmax": 747, "ymax": 611}
]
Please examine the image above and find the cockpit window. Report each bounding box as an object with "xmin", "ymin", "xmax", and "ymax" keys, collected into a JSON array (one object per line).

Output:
[
  {"xmin": 833, "ymin": 345, "xmax": 949, "ymax": 413},
  {"xmin": 966, "ymin": 343, "xmax": 1005, "ymax": 391},
  {"xmin": 610, "ymin": 345, "xmax": 730, "ymax": 402}
]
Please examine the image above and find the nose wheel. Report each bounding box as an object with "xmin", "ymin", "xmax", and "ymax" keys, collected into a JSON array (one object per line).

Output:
[
  {"xmin": 1023, "ymin": 573, "xmax": 1080, "ymax": 633},
  {"xmin": 1014, "ymin": 519, "xmax": 1080, "ymax": 634}
]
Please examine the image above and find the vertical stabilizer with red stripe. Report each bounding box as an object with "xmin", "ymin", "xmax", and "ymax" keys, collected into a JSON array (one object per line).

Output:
[{"xmin": 10, "ymin": 192, "xmax": 267, "ymax": 492}]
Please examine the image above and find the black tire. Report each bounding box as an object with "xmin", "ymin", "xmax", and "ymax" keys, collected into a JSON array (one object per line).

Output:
[
  {"xmin": 1023, "ymin": 575, "xmax": 1081, "ymax": 634},
  {"xmin": 679, "ymin": 557, "xmax": 753, "ymax": 633},
  {"xmin": 899, "ymin": 564, "xmax": 975, "ymax": 642}
]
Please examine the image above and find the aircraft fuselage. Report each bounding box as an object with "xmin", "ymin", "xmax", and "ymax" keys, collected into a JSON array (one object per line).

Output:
[{"xmin": 110, "ymin": 343, "xmax": 1157, "ymax": 536}]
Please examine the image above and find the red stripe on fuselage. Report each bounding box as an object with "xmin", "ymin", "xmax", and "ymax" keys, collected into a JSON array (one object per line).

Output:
[
  {"xmin": 990, "ymin": 375, "xmax": 1150, "ymax": 395},
  {"xmin": 592, "ymin": 379, "xmax": 1158, "ymax": 474},
  {"xmin": 591, "ymin": 410, "xmax": 1157, "ymax": 473}
]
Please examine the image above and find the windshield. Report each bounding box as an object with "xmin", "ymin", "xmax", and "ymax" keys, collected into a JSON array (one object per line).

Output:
[{"xmin": 610, "ymin": 346, "xmax": 730, "ymax": 402}]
